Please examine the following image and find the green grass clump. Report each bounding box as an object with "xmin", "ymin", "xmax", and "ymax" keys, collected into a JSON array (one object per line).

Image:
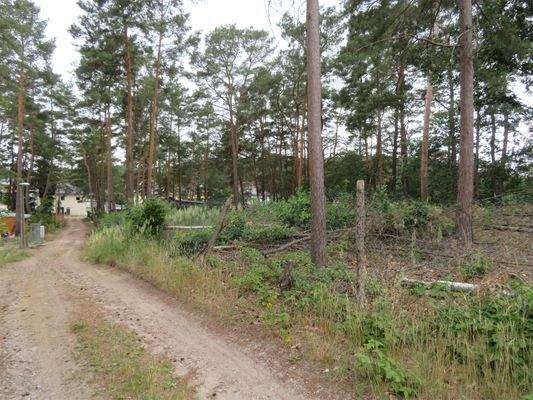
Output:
[
  {"xmin": 460, "ymin": 252, "xmax": 493, "ymax": 278},
  {"xmin": 72, "ymin": 317, "xmax": 194, "ymax": 399},
  {"xmin": 0, "ymin": 244, "xmax": 27, "ymax": 266},
  {"xmin": 166, "ymin": 206, "xmax": 219, "ymax": 227}
]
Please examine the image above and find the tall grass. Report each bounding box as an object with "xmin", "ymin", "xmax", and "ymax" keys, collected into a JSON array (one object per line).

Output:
[
  {"xmin": 84, "ymin": 221, "xmax": 532, "ymax": 399},
  {"xmin": 166, "ymin": 206, "xmax": 220, "ymax": 227},
  {"xmin": 0, "ymin": 243, "xmax": 27, "ymax": 266}
]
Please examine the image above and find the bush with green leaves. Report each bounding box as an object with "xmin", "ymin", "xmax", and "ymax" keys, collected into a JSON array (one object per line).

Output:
[
  {"xmin": 355, "ymin": 339, "xmax": 420, "ymax": 398},
  {"xmin": 274, "ymin": 190, "xmax": 311, "ymax": 228},
  {"xmin": 170, "ymin": 229, "xmax": 212, "ymax": 256},
  {"xmin": 97, "ymin": 211, "xmax": 126, "ymax": 228},
  {"xmin": 29, "ymin": 197, "xmax": 65, "ymax": 232},
  {"xmin": 369, "ymin": 189, "xmax": 454, "ymax": 237},
  {"xmin": 126, "ymin": 197, "xmax": 168, "ymax": 236},
  {"xmin": 275, "ymin": 191, "xmax": 354, "ymax": 230}
]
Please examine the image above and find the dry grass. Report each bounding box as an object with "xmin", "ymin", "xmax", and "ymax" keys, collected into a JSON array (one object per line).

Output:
[{"xmin": 72, "ymin": 313, "xmax": 196, "ymax": 400}]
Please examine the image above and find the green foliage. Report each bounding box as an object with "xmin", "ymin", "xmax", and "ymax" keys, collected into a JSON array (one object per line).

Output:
[
  {"xmin": 171, "ymin": 229, "xmax": 212, "ymax": 256},
  {"xmin": 29, "ymin": 197, "xmax": 65, "ymax": 232},
  {"xmin": 127, "ymin": 198, "xmax": 169, "ymax": 236},
  {"xmin": 84, "ymin": 226, "xmax": 128, "ymax": 264},
  {"xmin": 370, "ymin": 188, "xmax": 454, "ymax": 237},
  {"xmin": 166, "ymin": 206, "xmax": 219, "ymax": 227},
  {"xmin": 460, "ymin": 252, "xmax": 493, "ymax": 278},
  {"xmin": 97, "ymin": 211, "xmax": 126, "ymax": 228},
  {"xmin": 355, "ymin": 339, "xmax": 420, "ymax": 398},
  {"xmin": 275, "ymin": 191, "xmax": 354, "ymax": 230},
  {"xmin": 274, "ymin": 190, "xmax": 311, "ymax": 228},
  {"xmin": 0, "ymin": 244, "xmax": 27, "ymax": 266},
  {"xmin": 432, "ymin": 284, "xmax": 533, "ymax": 392}
]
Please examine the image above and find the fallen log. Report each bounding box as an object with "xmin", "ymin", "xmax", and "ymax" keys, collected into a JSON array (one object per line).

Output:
[
  {"xmin": 165, "ymin": 225, "xmax": 213, "ymax": 230},
  {"xmin": 401, "ymin": 278, "xmax": 478, "ymax": 292},
  {"xmin": 196, "ymin": 195, "xmax": 233, "ymax": 263},
  {"xmin": 401, "ymin": 278, "xmax": 513, "ymax": 295},
  {"xmin": 484, "ymin": 225, "xmax": 533, "ymax": 234}
]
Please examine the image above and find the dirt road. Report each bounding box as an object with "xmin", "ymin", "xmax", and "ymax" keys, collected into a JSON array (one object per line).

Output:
[{"xmin": 0, "ymin": 219, "xmax": 335, "ymax": 400}]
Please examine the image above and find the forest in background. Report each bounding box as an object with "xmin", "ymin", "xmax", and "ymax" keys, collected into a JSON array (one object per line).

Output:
[{"xmin": 0, "ymin": 0, "xmax": 530, "ymax": 215}]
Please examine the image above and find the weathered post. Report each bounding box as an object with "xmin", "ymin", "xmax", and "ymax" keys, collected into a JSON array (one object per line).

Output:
[{"xmin": 356, "ymin": 180, "xmax": 367, "ymax": 303}]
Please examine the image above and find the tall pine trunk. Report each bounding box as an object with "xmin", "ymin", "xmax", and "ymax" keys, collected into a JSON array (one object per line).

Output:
[
  {"xmin": 105, "ymin": 107, "xmax": 115, "ymax": 212},
  {"xmin": 306, "ymin": 0, "xmax": 326, "ymax": 267},
  {"xmin": 420, "ymin": 79, "xmax": 433, "ymax": 201},
  {"xmin": 456, "ymin": 0, "xmax": 475, "ymax": 244},
  {"xmin": 15, "ymin": 70, "xmax": 26, "ymax": 236},
  {"xmin": 146, "ymin": 32, "xmax": 163, "ymax": 197},
  {"xmin": 124, "ymin": 26, "xmax": 135, "ymax": 201},
  {"xmin": 228, "ymin": 98, "xmax": 240, "ymax": 208},
  {"xmin": 398, "ymin": 63, "xmax": 409, "ymax": 196}
]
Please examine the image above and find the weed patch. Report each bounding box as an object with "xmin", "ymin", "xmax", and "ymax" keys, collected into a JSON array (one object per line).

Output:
[{"xmin": 73, "ymin": 316, "xmax": 195, "ymax": 399}]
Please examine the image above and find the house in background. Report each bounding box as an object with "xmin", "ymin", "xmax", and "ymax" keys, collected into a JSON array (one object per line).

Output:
[{"xmin": 55, "ymin": 184, "xmax": 91, "ymax": 217}]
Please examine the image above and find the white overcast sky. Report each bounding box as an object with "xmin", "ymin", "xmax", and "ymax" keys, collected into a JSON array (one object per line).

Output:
[{"xmin": 34, "ymin": 0, "xmax": 337, "ymax": 81}]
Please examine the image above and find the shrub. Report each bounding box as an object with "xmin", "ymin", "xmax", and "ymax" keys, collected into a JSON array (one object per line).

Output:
[
  {"xmin": 431, "ymin": 284, "xmax": 532, "ymax": 392},
  {"xmin": 84, "ymin": 225, "xmax": 128, "ymax": 264},
  {"xmin": 326, "ymin": 199, "xmax": 355, "ymax": 230},
  {"xmin": 241, "ymin": 223, "xmax": 296, "ymax": 244},
  {"xmin": 170, "ymin": 229, "xmax": 212, "ymax": 256},
  {"xmin": 275, "ymin": 191, "xmax": 354, "ymax": 230},
  {"xmin": 97, "ymin": 211, "xmax": 126, "ymax": 228},
  {"xmin": 460, "ymin": 252, "xmax": 493, "ymax": 278},
  {"xmin": 355, "ymin": 339, "xmax": 420, "ymax": 398},
  {"xmin": 29, "ymin": 197, "xmax": 65, "ymax": 232},
  {"xmin": 219, "ymin": 210, "xmax": 246, "ymax": 242},
  {"xmin": 166, "ymin": 206, "xmax": 219, "ymax": 227},
  {"xmin": 126, "ymin": 198, "xmax": 168, "ymax": 236},
  {"xmin": 274, "ymin": 190, "xmax": 311, "ymax": 228}
]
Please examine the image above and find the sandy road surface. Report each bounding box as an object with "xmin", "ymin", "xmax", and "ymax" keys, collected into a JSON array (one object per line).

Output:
[{"xmin": 0, "ymin": 219, "xmax": 340, "ymax": 400}]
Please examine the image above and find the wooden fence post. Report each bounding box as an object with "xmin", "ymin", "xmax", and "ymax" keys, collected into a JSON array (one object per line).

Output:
[{"xmin": 356, "ymin": 180, "xmax": 367, "ymax": 303}]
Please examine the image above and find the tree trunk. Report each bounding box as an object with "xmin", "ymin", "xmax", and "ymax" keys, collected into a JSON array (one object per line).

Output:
[
  {"xmin": 420, "ymin": 80, "xmax": 433, "ymax": 202},
  {"xmin": 501, "ymin": 113, "xmax": 509, "ymax": 167},
  {"xmin": 146, "ymin": 31, "xmax": 163, "ymax": 197},
  {"xmin": 124, "ymin": 26, "xmax": 135, "ymax": 201},
  {"xmin": 293, "ymin": 101, "xmax": 301, "ymax": 191},
  {"xmin": 375, "ymin": 110, "xmax": 383, "ymax": 186},
  {"xmin": 229, "ymin": 110, "xmax": 240, "ymax": 207},
  {"xmin": 448, "ymin": 50, "xmax": 457, "ymax": 168},
  {"xmin": 25, "ymin": 125, "xmax": 35, "ymax": 212},
  {"xmin": 15, "ymin": 70, "xmax": 26, "ymax": 236},
  {"xmin": 490, "ymin": 111, "xmax": 497, "ymax": 196},
  {"xmin": 390, "ymin": 107, "xmax": 399, "ymax": 192},
  {"xmin": 83, "ymin": 150, "xmax": 94, "ymax": 213},
  {"xmin": 105, "ymin": 108, "xmax": 115, "ymax": 212},
  {"xmin": 306, "ymin": 0, "xmax": 326, "ymax": 267},
  {"xmin": 456, "ymin": 0, "xmax": 475, "ymax": 245},
  {"xmin": 474, "ymin": 108, "xmax": 481, "ymax": 198},
  {"xmin": 398, "ymin": 64, "xmax": 409, "ymax": 196}
]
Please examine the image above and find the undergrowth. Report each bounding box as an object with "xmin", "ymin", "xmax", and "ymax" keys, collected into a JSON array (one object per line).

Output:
[{"xmin": 84, "ymin": 220, "xmax": 532, "ymax": 399}]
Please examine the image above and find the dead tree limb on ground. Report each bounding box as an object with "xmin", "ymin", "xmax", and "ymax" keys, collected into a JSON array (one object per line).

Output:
[{"xmin": 196, "ymin": 195, "xmax": 233, "ymax": 264}]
